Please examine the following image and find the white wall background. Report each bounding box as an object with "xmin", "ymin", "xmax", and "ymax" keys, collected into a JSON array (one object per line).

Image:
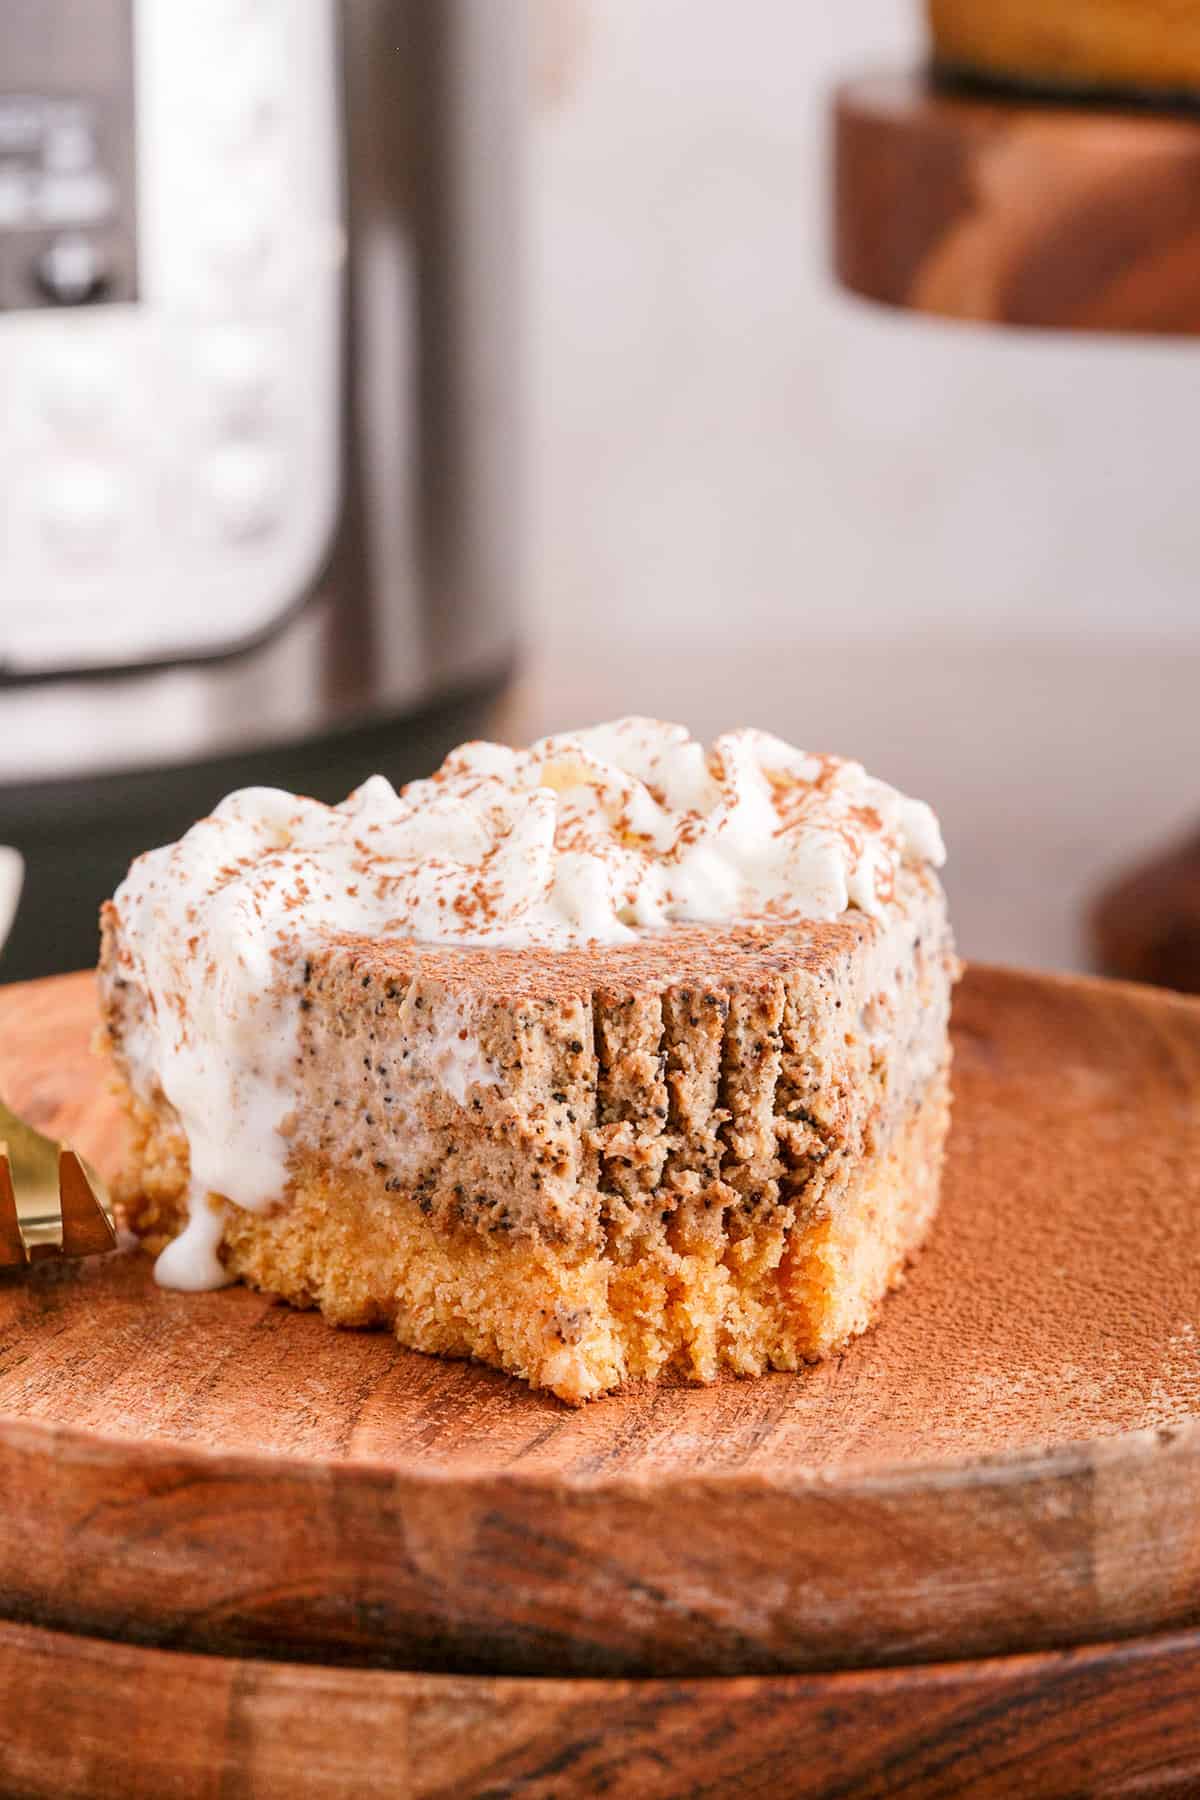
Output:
[{"xmin": 529, "ymin": 0, "xmax": 1200, "ymax": 657}]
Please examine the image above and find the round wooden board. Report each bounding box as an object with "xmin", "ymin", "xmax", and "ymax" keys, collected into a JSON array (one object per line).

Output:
[
  {"xmin": 1, "ymin": 966, "xmax": 1200, "ymax": 1677},
  {"xmin": 834, "ymin": 71, "xmax": 1200, "ymax": 333},
  {"xmin": 4, "ymin": 1614, "xmax": 1200, "ymax": 1800}
]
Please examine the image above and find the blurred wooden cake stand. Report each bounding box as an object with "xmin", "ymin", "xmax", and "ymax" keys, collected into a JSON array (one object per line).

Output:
[
  {"xmin": 835, "ymin": 70, "xmax": 1200, "ymax": 1000},
  {"xmin": 834, "ymin": 71, "xmax": 1200, "ymax": 335},
  {"xmin": 2, "ymin": 965, "xmax": 1200, "ymax": 1796}
]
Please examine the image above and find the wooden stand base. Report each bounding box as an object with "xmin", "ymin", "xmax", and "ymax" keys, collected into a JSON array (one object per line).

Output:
[
  {"xmin": 3, "ymin": 1616, "xmax": 1200, "ymax": 1799},
  {"xmin": 834, "ymin": 72, "xmax": 1200, "ymax": 332}
]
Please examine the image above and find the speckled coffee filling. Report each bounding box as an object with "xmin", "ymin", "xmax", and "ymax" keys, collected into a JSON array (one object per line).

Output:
[{"xmin": 102, "ymin": 866, "xmax": 956, "ymax": 1265}]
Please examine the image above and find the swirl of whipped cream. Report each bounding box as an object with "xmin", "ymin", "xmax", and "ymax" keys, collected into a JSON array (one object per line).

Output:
[
  {"xmin": 397, "ymin": 718, "xmax": 944, "ymax": 940},
  {"xmin": 108, "ymin": 719, "xmax": 945, "ymax": 1279}
]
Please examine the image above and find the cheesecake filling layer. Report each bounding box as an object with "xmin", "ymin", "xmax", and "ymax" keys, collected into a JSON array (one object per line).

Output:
[{"xmin": 101, "ymin": 719, "xmax": 948, "ymax": 1293}]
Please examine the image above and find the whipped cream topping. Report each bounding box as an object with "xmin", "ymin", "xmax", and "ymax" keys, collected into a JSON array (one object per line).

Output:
[
  {"xmin": 108, "ymin": 718, "xmax": 944, "ymax": 1289},
  {"xmin": 397, "ymin": 719, "xmax": 944, "ymax": 941}
]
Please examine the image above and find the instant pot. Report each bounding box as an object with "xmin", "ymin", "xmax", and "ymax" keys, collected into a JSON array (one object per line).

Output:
[{"xmin": 0, "ymin": 0, "xmax": 523, "ymax": 977}]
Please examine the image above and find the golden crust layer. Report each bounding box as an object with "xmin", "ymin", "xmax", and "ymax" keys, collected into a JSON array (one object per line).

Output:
[{"xmin": 117, "ymin": 1072, "xmax": 949, "ymax": 1404}]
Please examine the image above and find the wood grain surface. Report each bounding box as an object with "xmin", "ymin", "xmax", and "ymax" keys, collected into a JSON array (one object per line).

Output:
[
  {"xmin": 834, "ymin": 72, "xmax": 1200, "ymax": 333},
  {"xmin": 4, "ymin": 1615, "xmax": 1200, "ymax": 1800},
  {"xmin": 1, "ymin": 966, "xmax": 1200, "ymax": 1678}
]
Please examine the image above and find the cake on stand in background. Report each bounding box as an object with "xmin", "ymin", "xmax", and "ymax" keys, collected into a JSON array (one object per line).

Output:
[{"xmin": 929, "ymin": 0, "xmax": 1200, "ymax": 104}]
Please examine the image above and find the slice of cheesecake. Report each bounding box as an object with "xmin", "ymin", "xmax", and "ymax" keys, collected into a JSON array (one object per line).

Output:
[{"xmin": 99, "ymin": 720, "xmax": 959, "ymax": 1403}]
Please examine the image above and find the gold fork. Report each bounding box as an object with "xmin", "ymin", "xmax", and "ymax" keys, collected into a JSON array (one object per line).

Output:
[{"xmin": 0, "ymin": 1098, "xmax": 117, "ymax": 1270}]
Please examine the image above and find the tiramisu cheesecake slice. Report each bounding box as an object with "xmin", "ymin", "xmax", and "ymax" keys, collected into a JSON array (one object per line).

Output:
[{"xmin": 99, "ymin": 720, "xmax": 959, "ymax": 1403}]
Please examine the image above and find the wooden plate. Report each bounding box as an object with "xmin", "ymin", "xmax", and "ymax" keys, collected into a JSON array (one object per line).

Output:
[{"xmin": 1, "ymin": 966, "xmax": 1200, "ymax": 1677}]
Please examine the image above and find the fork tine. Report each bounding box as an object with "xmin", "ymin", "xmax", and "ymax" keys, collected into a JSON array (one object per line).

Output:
[
  {"xmin": 0, "ymin": 1147, "xmax": 26, "ymax": 1270},
  {"xmin": 58, "ymin": 1150, "xmax": 117, "ymax": 1258}
]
